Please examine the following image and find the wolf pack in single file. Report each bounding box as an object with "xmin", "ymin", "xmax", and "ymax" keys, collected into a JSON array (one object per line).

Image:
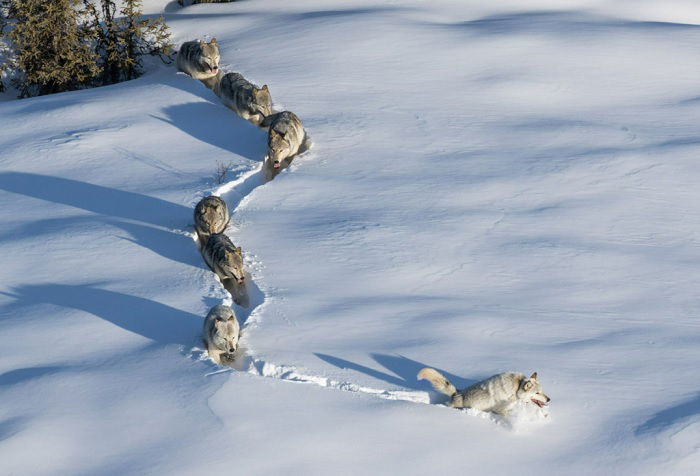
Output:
[{"xmin": 177, "ymin": 35, "xmax": 549, "ymax": 418}]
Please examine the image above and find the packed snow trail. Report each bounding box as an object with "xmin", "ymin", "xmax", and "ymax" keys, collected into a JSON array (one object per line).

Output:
[{"xmin": 2, "ymin": 0, "xmax": 700, "ymax": 474}]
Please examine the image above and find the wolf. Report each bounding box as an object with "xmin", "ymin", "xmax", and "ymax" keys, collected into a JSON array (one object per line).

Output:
[
  {"xmin": 200, "ymin": 69, "xmax": 223, "ymax": 91},
  {"xmin": 194, "ymin": 195, "xmax": 229, "ymax": 246},
  {"xmin": 176, "ymin": 39, "xmax": 220, "ymax": 81},
  {"xmin": 418, "ymin": 368, "xmax": 550, "ymax": 416},
  {"xmin": 215, "ymin": 72, "xmax": 272, "ymax": 125},
  {"xmin": 203, "ymin": 304, "xmax": 240, "ymax": 365},
  {"xmin": 202, "ymin": 233, "xmax": 246, "ymax": 285},
  {"xmin": 261, "ymin": 111, "xmax": 305, "ymax": 180}
]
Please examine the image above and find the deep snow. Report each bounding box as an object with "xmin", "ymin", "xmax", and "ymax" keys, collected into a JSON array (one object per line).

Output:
[{"xmin": 1, "ymin": 0, "xmax": 700, "ymax": 474}]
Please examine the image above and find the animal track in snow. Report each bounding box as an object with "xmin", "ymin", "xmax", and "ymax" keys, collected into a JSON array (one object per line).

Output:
[{"xmin": 181, "ymin": 62, "xmax": 547, "ymax": 430}]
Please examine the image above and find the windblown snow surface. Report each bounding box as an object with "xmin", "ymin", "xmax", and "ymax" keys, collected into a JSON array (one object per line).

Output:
[{"xmin": 2, "ymin": 0, "xmax": 700, "ymax": 474}]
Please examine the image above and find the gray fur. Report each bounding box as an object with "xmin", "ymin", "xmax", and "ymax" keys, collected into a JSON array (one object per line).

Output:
[
  {"xmin": 202, "ymin": 233, "xmax": 246, "ymax": 285},
  {"xmin": 194, "ymin": 195, "xmax": 229, "ymax": 245},
  {"xmin": 203, "ymin": 304, "xmax": 240, "ymax": 365},
  {"xmin": 215, "ymin": 72, "xmax": 272, "ymax": 126},
  {"xmin": 200, "ymin": 70, "xmax": 224, "ymax": 91},
  {"xmin": 418, "ymin": 368, "xmax": 551, "ymax": 416},
  {"xmin": 262, "ymin": 111, "xmax": 305, "ymax": 180},
  {"xmin": 176, "ymin": 39, "xmax": 220, "ymax": 80}
]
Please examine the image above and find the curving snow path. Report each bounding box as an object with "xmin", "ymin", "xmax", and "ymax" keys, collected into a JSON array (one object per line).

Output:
[{"xmin": 1, "ymin": 0, "xmax": 700, "ymax": 474}]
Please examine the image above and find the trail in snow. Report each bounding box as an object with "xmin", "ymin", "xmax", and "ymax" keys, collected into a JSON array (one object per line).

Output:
[
  {"xmin": 181, "ymin": 75, "xmax": 548, "ymax": 430},
  {"xmin": 179, "ymin": 71, "xmax": 441, "ymax": 414}
]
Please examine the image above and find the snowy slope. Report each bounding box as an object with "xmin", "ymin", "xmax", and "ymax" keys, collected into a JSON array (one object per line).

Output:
[{"xmin": 2, "ymin": 0, "xmax": 700, "ymax": 474}]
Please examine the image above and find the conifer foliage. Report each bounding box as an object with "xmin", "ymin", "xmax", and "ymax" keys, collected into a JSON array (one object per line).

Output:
[
  {"xmin": 0, "ymin": 1, "xmax": 11, "ymax": 92},
  {"xmin": 82, "ymin": 0, "xmax": 172, "ymax": 85},
  {"xmin": 0, "ymin": 0, "xmax": 172, "ymax": 97},
  {"xmin": 8, "ymin": 0, "xmax": 99, "ymax": 97}
]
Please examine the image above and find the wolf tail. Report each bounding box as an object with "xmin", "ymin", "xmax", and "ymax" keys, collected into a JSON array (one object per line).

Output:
[{"xmin": 417, "ymin": 368, "xmax": 457, "ymax": 397}]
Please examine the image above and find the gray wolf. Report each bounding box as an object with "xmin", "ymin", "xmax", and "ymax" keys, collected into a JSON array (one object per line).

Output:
[
  {"xmin": 203, "ymin": 304, "xmax": 240, "ymax": 365},
  {"xmin": 215, "ymin": 72, "xmax": 272, "ymax": 126},
  {"xmin": 202, "ymin": 233, "xmax": 246, "ymax": 285},
  {"xmin": 194, "ymin": 195, "xmax": 229, "ymax": 246},
  {"xmin": 418, "ymin": 368, "xmax": 550, "ymax": 415},
  {"xmin": 176, "ymin": 39, "xmax": 220, "ymax": 81},
  {"xmin": 261, "ymin": 111, "xmax": 305, "ymax": 180},
  {"xmin": 200, "ymin": 70, "xmax": 223, "ymax": 91}
]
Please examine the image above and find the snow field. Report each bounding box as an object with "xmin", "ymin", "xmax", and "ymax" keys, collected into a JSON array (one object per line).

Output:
[{"xmin": 1, "ymin": 0, "xmax": 699, "ymax": 474}]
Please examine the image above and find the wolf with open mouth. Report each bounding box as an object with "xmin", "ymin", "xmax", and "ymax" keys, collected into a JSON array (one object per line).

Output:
[
  {"xmin": 418, "ymin": 368, "xmax": 550, "ymax": 416},
  {"xmin": 176, "ymin": 38, "xmax": 220, "ymax": 81}
]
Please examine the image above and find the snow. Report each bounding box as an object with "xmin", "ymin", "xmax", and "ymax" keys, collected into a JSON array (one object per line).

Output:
[{"xmin": 2, "ymin": 0, "xmax": 700, "ymax": 474}]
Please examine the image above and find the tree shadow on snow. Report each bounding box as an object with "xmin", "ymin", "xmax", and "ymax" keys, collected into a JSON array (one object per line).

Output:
[
  {"xmin": 0, "ymin": 366, "xmax": 64, "ymax": 387},
  {"xmin": 2, "ymin": 283, "xmax": 201, "ymax": 347},
  {"xmin": 0, "ymin": 213, "xmax": 202, "ymax": 270},
  {"xmin": 416, "ymin": 10, "xmax": 700, "ymax": 36},
  {"xmin": 0, "ymin": 172, "xmax": 206, "ymax": 269},
  {"xmin": 635, "ymin": 392, "xmax": 700, "ymax": 436},
  {"xmin": 0, "ymin": 172, "xmax": 189, "ymax": 229},
  {"xmin": 0, "ymin": 416, "xmax": 27, "ymax": 443},
  {"xmin": 315, "ymin": 352, "xmax": 476, "ymax": 401}
]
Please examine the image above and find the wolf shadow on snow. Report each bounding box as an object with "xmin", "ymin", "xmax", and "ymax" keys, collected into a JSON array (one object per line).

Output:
[{"xmin": 315, "ymin": 352, "xmax": 479, "ymax": 403}]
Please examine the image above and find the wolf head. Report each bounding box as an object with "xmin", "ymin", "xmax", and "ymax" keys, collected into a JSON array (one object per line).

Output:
[
  {"xmin": 268, "ymin": 129, "xmax": 291, "ymax": 169},
  {"xmin": 198, "ymin": 38, "xmax": 220, "ymax": 76},
  {"xmin": 252, "ymin": 85, "xmax": 272, "ymax": 117},
  {"xmin": 196, "ymin": 196, "xmax": 228, "ymax": 235},
  {"xmin": 516, "ymin": 372, "xmax": 551, "ymax": 408},
  {"xmin": 223, "ymin": 245, "xmax": 245, "ymax": 284},
  {"xmin": 212, "ymin": 307, "xmax": 240, "ymax": 354}
]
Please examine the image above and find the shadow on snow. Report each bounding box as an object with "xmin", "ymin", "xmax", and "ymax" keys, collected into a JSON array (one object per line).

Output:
[
  {"xmin": 2, "ymin": 283, "xmax": 201, "ymax": 347},
  {"xmin": 315, "ymin": 352, "xmax": 477, "ymax": 398}
]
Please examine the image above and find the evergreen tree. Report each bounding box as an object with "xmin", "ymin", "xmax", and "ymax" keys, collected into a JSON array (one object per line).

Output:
[
  {"xmin": 0, "ymin": 0, "xmax": 15, "ymax": 92},
  {"xmin": 3, "ymin": 0, "xmax": 171, "ymax": 97},
  {"xmin": 83, "ymin": 0, "xmax": 172, "ymax": 85},
  {"xmin": 10, "ymin": 0, "xmax": 99, "ymax": 97}
]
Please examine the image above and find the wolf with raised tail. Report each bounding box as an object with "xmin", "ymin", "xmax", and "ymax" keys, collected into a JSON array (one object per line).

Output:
[
  {"xmin": 176, "ymin": 39, "xmax": 220, "ymax": 81},
  {"xmin": 203, "ymin": 304, "xmax": 240, "ymax": 365},
  {"xmin": 202, "ymin": 233, "xmax": 246, "ymax": 286},
  {"xmin": 418, "ymin": 368, "xmax": 550, "ymax": 416},
  {"xmin": 194, "ymin": 195, "xmax": 229, "ymax": 246},
  {"xmin": 261, "ymin": 111, "xmax": 305, "ymax": 180},
  {"xmin": 215, "ymin": 72, "xmax": 272, "ymax": 126}
]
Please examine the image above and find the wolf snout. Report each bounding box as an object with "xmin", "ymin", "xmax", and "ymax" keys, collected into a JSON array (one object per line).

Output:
[
  {"xmin": 237, "ymin": 276, "xmax": 245, "ymax": 284},
  {"xmin": 273, "ymin": 161, "xmax": 281, "ymax": 169}
]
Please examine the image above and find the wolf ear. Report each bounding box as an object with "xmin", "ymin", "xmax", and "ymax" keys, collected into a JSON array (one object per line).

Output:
[
  {"xmin": 199, "ymin": 40, "xmax": 204, "ymax": 45},
  {"xmin": 523, "ymin": 380, "xmax": 533, "ymax": 390},
  {"xmin": 210, "ymin": 38, "xmax": 217, "ymax": 44},
  {"xmin": 235, "ymin": 246, "xmax": 242, "ymax": 254},
  {"xmin": 530, "ymin": 372, "xmax": 538, "ymax": 380},
  {"xmin": 262, "ymin": 85, "xmax": 268, "ymax": 91}
]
